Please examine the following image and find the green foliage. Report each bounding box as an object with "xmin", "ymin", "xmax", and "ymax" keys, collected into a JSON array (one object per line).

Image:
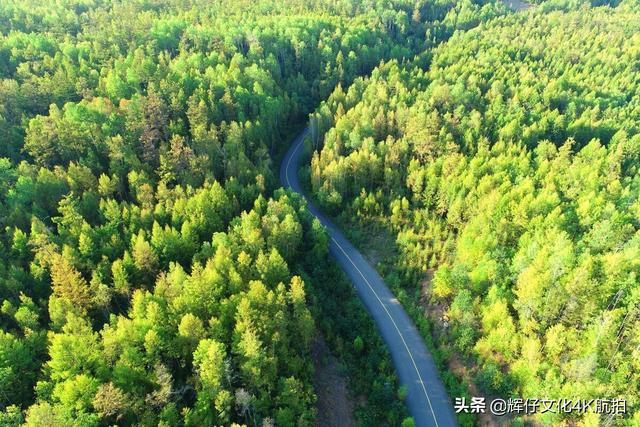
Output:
[
  {"xmin": 401, "ymin": 417, "xmax": 416, "ymax": 427},
  {"xmin": 1, "ymin": 0, "xmax": 480, "ymax": 420},
  {"xmin": 308, "ymin": 2, "xmax": 640, "ymax": 424},
  {"xmin": 308, "ymin": 264, "xmax": 411, "ymax": 425},
  {"xmin": 10, "ymin": 0, "xmax": 632, "ymax": 424}
]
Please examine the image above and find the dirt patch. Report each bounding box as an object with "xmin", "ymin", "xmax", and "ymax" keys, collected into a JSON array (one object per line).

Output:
[
  {"xmin": 313, "ymin": 334, "xmax": 355, "ymax": 427},
  {"xmin": 420, "ymin": 270, "xmax": 445, "ymax": 321}
]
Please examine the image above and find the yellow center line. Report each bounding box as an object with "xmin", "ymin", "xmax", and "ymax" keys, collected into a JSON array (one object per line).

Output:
[
  {"xmin": 329, "ymin": 237, "xmax": 439, "ymax": 427},
  {"xmin": 284, "ymin": 130, "xmax": 306, "ymax": 189},
  {"xmin": 284, "ymin": 130, "xmax": 440, "ymax": 426}
]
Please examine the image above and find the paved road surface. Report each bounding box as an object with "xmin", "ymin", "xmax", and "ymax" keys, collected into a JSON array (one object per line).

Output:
[
  {"xmin": 504, "ymin": 0, "xmax": 532, "ymax": 11},
  {"xmin": 280, "ymin": 128, "xmax": 458, "ymax": 427}
]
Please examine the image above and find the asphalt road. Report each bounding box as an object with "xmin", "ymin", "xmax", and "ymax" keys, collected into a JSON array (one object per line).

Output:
[
  {"xmin": 503, "ymin": 0, "xmax": 532, "ymax": 11},
  {"xmin": 280, "ymin": 127, "xmax": 458, "ymax": 427}
]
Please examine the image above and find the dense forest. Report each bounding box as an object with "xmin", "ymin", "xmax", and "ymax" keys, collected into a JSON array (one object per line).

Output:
[
  {"xmin": 0, "ymin": 0, "xmax": 514, "ymax": 425},
  {"xmin": 2, "ymin": 0, "xmax": 638, "ymax": 425},
  {"xmin": 308, "ymin": 1, "xmax": 640, "ymax": 425}
]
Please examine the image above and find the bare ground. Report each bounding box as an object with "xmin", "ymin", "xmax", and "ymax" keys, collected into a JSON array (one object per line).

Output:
[{"xmin": 313, "ymin": 334, "xmax": 355, "ymax": 427}]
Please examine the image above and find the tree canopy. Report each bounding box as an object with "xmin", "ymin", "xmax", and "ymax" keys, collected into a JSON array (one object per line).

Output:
[
  {"xmin": 0, "ymin": 0, "xmax": 488, "ymax": 424},
  {"xmin": 307, "ymin": 1, "xmax": 640, "ymax": 424}
]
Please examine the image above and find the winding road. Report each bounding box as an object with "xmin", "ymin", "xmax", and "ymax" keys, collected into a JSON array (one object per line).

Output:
[{"xmin": 280, "ymin": 128, "xmax": 458, "ymax": 427}]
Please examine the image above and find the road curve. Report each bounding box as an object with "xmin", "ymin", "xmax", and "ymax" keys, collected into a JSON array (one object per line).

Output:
[{"xmin": 280, "ymin": 127, "xmax": 458, "ymax": 427}]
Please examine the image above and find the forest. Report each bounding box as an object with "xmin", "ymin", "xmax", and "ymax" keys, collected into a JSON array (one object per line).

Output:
[
  {"xmin": 0, "ymin": 0, "xmax": 638, "ymax": 425},
  {"xmin": 307, "ymin": 0, "xmax": 640, "ymax": 425},
  {"xmin": 0, "ymin": 0, "xmax": 517, "ymax": 425}
]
